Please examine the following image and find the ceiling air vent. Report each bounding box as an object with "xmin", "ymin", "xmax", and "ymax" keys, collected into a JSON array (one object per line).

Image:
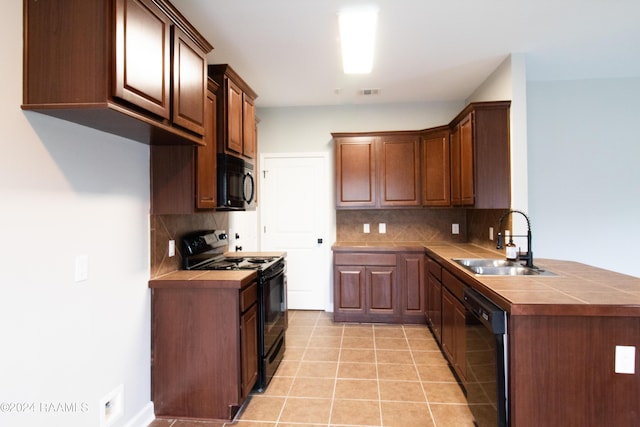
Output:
[{"xmin": 359, "ymin": 88, "xmax": 380, "ymax": 96}]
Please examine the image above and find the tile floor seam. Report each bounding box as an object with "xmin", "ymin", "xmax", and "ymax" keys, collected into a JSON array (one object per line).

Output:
[
  {"xmin": 372, "ymin": 325, "xmax": 383, "ymax": 427},
  {"xmin": 404, "ymin": 325, "xmax": 438, "ymax": 427},
  {"xmin": 327, "ymin": 321, "xmax": 343, "ymax": 427}
]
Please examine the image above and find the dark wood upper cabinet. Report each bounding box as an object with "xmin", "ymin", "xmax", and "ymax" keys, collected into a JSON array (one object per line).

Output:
[
  {"xmin": 379, "ymin": 135, "xmax": 421, "ymax": 207},
  {"xmin": 22, "ymin": 0, "xmax": 212, "ymax": 146},
  {"xmin": 333, "ymin": 133, "xmax": 420, "ymax": 209},
  {"xmin": 422, "ymin": 127, "xmax": 451, "ymax": 207},
  {"xmin": 334, "ymin": 136, "xmax": 377, "ymax": 208},
  {"xmin": 151, "ymin": 80, "xmax": 219, "ymax": 214},
  {"xmin": 208, "ymin": 64, "xmax": 258, "ymax": 162},
  {"xmin": 451, "ymin": 113, "xmax": 475, "ymax": 206},
  {"xmin": 450, "ymin": 101, "xmax": 511, "ymax": 209},
  {"xmin": 195, "ymin": 80, "xmax": 220, "ymax": 210},
  {"xmin": 333, "ymin": 101, "xmax": 509, "ymax": 210},
  {"xmin": 172, "ymin": 26, "xmax": 208, "ymax": 135},
  {"xmin": 114, "ymin": 0, "xmax": 171, "ymax": 120}
]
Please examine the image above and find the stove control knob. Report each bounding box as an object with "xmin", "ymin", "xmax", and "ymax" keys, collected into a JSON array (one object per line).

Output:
[{"xmin": 218, "ymin": 233, "xmax": 228, "ymax": 240}]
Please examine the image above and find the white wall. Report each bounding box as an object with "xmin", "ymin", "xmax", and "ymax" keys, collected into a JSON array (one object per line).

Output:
[
  {"xmin": 527, "ymin": 77, "xmax": 640, "ymax": 277},
  {"xmin": 1, "ymin": 2, "xmax": 153, "ymax": 426}
]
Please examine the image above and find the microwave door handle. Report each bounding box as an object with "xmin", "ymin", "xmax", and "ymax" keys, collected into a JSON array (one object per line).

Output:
[{"xmin": 244, "ymin": 172, "xmax": 255, "ymax": 204}]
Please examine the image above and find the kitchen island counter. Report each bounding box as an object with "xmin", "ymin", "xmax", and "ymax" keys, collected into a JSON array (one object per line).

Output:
[{"xmin": 333, "ymin": 241, "xmax": 640, "ymax": 316}]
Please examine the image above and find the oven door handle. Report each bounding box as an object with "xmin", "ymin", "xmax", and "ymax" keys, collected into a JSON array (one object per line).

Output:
[{"xmin": 263, "ymin": 263, "xmax": 285, "ymax": 281}]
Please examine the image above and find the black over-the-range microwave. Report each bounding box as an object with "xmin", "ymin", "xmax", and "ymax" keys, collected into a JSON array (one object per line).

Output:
[{"xmin": 217, "ymin": 154, "xmax": 256, "ymax": 210}]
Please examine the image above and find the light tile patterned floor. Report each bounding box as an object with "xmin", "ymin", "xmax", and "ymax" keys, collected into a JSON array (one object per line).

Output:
[
  {"xmin": 230, "ymin": 310, "xmax": 474, "ymax": 427},
  {"xmin": 149, "ymin": 310, "xmax": 475, "ymax": 427}
]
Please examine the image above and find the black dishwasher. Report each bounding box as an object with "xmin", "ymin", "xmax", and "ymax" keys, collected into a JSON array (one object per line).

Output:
[{"xmin": 463, "ymin": 287, "xmax": 508, "ymax": 427}]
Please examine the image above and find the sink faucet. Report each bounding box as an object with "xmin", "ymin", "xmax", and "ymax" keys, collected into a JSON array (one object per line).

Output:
[{"xmin": 496, "ymin": 210, "xmax": 534, "ymax": 268}]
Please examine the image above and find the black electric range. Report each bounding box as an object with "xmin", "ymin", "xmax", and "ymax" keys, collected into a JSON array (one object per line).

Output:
[
  {"xmin": 181, "ymin": 230, "xmax": 287, "ymax": 392},
  {"xmin": 182, "ymin": 230, "xmax": 282, "ymax": 271}
]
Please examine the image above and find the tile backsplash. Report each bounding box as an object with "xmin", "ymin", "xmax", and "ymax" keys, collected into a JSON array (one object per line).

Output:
[
  {"xmin": 150, "ymin": 208, "xmax": 509, "ymax": 278},
  {"xmin": 336, "ymin": 208, "xmax": 467, "ymax": 243},
  {"xmin": 150, "ymin": 212, "xmax": 229, "ymax": 278},
  {"xmin": 336, "ymin": 208, "xmax": 508, "ymax": 249}
]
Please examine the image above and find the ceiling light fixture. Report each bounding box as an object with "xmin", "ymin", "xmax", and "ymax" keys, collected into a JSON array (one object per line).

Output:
[{"xmin": 338, "ymin": 7, "xmax": 378, "ymax": 74}]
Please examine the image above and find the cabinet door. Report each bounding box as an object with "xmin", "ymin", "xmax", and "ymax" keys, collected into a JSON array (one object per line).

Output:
[
  {"xmin": 334, "ymin": 266, "xmax": 366, "ymax": 313},
  {"xmin": 367, "ymin": 267, "xmax": 396, "ymax": 315},
  {"xmin": 400, "ymin": 254, "xmax": 425, "ymax": 319},
  {"xmin": 335, "ymin": 138, "xmax": 377, "ymax": 208},
  {"xmin": 450, "ymin": 113, "xmax": 474, "ymax": 206},
  {"xmin": 427, "ymin": 273, "xmax": 442, "ymax": 343},
  {"xmin": 379, "ymin": 136, "xmax": 421, "ymax": 206},
  {"xmin": 459, "ymin": 114, "xmax": 475, "ymax": 205},
  {"xmin": 422, "ymin": 132, "xmax": 451, "ymax": 206},
  {"xmin": 172, "ymin": 27, "xmax": 207, "ymax": 135},
  {"xmin": 242, "ymin": 95, "xmax": 256, "ymax": 160},
  {"xmin": 226, "ymin": 79, "xmax": 244, "ymax": 155},
  {"xmin": 441, "ymin": 288, "xmax": 456, "ymax": 362},
  {"xmin": 115, "ymin": 0, "xmax": 171, "ymax": 119},
  {"xmin": 450, "ymin": 125, "xmax": 461, "ymax": 206},
  {"xmin": 240, "ymin": 303, "xmax": 258, "ymax": 398},
  {"xmin": 453, "ymin": 301, "xmax": 467, "ymax": 381},
  {"xmin": 196, "ymin": 87, "xmax": 217, "ymax": 209}
]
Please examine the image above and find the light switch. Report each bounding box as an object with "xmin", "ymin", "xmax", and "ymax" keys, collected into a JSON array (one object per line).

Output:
[
  {"xmin": 75, "ymin": 255, "xmax": 89, "ymax": 283},
  {"xmin": 615, "ymin": 345, "xmax": 636, "ymax": 374}
]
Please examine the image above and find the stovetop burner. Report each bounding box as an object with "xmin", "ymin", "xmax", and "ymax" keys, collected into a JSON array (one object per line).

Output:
[{"xmin": 181, "ymin": 230, "xmax": 282, "ymax": 272}]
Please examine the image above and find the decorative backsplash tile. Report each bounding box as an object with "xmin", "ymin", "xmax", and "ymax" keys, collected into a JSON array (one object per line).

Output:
[
  {"xmin": 336, "ymin": 208, "xmax": 510, "ymax": 249},
  {"xmin": 467, "ymin": 209, "xmax": 512, "ymax": 250},
  {"xmin": 150, "ymin": 212, "xmax": 229, "ymax": 278},
  {"xmin": 150, "ymin": 208, "xmax": 509, "ymax": 278},
  {"xmin": 336, "ymin": 208, "xmax": 467, "ymax": 243}
]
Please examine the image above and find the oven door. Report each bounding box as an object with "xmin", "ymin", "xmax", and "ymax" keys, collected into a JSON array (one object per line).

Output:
[{"xmin": 261, "ymin": 261, "xmax": 286, "ymax": 353}]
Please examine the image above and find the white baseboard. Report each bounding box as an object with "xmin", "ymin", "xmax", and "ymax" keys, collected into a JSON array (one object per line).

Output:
[{"xmin": 123, "ymin": 402, "xmax": 154, "ymax": 427}]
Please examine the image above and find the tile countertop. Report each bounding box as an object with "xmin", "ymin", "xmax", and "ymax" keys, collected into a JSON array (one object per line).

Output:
[
  {"xmin": 333, "ymin": 242, "xmax": 640, "ymax": 317},
  {"xmin": 148, "ymin": 251, "xmax": 286, "ymax": 289}
]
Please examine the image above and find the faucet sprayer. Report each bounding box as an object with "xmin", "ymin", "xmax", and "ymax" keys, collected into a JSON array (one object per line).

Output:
[{"xmin": 496, "ymin": 210, "xmax": 534, "ymax": 268}]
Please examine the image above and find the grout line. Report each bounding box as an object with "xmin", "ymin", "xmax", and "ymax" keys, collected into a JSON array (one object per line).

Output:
[
  {"xmin": 327, "ymin": 320, "xmax": 344, "ymax": 427},
  {"xmin": 373, "ymin": 325, "xmax": 383, "ymax": 427},
  {"xmin": 403, "ymin": 325, "xmax": 438, "ymax": 427}
]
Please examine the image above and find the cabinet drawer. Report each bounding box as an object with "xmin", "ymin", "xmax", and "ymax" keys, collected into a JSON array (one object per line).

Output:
[
  {"xmin": 427, "ymin": 258, "xmax": 442, "ymax": 281},
  {"xmin": 442, "ymin": 269, "xmax": 465, "ymax": 301},
  {"xmin": 334, "ymin": 253, "xmax": 397, "ymax": 266},
  {"xmin": 240, "ymin": 282, "xmax": 257, "ymax": 312}
]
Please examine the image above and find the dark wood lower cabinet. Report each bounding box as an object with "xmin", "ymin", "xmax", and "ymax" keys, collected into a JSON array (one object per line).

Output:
[
  {"xmin": 510, "ymin": 315, "xmax": 640, "ymax": 427},
  {"xmin": 333, "ymin": 250, "xmax": 426, "ymax": 324},
  {"xmin": 151, "ymin": 281, "xmax": 258, "ymax": 420}
]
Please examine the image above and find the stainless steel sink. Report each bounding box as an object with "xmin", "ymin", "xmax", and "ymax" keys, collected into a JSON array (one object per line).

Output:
[{"xmin": 452, "ymin": 258, "xmax": 556, "ymax": 276}]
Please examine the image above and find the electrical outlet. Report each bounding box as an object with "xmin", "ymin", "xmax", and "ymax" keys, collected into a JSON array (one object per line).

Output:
[
  {"xmin": 168, "ymin": 240, "xmax": 175, "ymax": 257},
  {"xmin": 489, "ymin": 227, "xmax": 494, "ymax": 241},
  {"xmin": 363, "ymin": 223, "xmax": 370, "ymax": 233},
  {"xmin": 615, "ymin": 345, "xmax": 636, "ymax": 374},
  {"xmin": 99, "ymin": 385, "xmax": 124, "ymax": 427},
  {"xmin": 452, "ymin": 224, "xmax": 459, "ymax": 235},
  {"xmin": 379, "ymin": 223, "xmax": 386, "ymax": 234}
]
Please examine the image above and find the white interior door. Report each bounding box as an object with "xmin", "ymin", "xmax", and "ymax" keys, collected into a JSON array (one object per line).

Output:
[{"xmin": 260, "ymin": 153, "xmax": 330, "ymax": 310}]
